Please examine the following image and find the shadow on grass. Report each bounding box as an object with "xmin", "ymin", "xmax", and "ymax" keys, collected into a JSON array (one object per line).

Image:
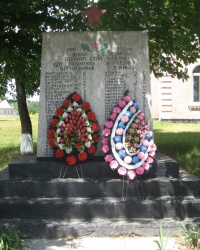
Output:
[{"xmin": 154, "ymin": 131, "xmax": 200, "ymax": 178}]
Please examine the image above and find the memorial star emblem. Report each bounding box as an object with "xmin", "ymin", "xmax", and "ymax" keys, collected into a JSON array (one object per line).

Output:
[
  {"xmin": 83, "ymin": 4, "xmax": 106, "ymax": 25},
  {"xmin": 91, "ymin": 41, "xmax": 99, "ymax": 50}
]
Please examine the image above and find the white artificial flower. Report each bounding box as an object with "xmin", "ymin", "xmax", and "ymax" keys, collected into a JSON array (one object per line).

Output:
[
  {"xmin": 73, "ymin": 101, "xmax": 79, "ymax": 106},
  {"xmin": 59, "ymin": 143, "xmax": 65, "ymax": 149},
  {"xmin": 88, "ymin": 134, "xmax": 92, "ymax": 140},
  {"xmin": 57, "ymin": 137, "xmax": 61, "ymax": 143},
  {"xmin": 85, "ymin": 141, "xmax": 91, "ymax": 148},
  {"xmin": 67, "ymin": 107, "xmax": 73, "ymax": 112},
  {"xmin": 77, "ymin": 108, "xmax": 82, "ymax": 112},
  {"xmin": 62, "ymin": 112, "xmax": 68, "ymax": 118},
  {"xmin": 58, "ymin": 120, "xmax": 64, "ymax": 126},
  {"xmin": 86, "ymin": 127, "xmax": 92, "ymax": 132},
  {"xmin": 66, "ymin": 147, "xmax": 72, "ymax": 154},
  {"xmin": 82, "ymin": 113, "xmax": 87, "ymax": 118},
  {"xmin": 56, "ymin": 128, "xmax": 61, "ymax": 134},
  {"xmin": 85, "ymin": 120, "xmax": 90, "ymax": 126}
]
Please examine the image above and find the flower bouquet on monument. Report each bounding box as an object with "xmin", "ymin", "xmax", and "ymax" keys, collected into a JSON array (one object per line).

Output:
[
  {"xmin": 48, "ymin": 92, "xmax": 100, "ymax": 166},
  {"xmin": 102, "ymin": 95, "xmax": 157, "ymax": 180}
]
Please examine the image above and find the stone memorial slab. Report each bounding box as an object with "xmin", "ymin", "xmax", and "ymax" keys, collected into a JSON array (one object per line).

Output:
[{"xmin": 37, "ymin": 31, "xmax": 151, "ymax": 158}]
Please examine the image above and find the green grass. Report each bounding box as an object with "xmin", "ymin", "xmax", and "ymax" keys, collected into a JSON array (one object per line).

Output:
[
  {"xmin": 154, "ymin": 121, "xmax": 200, "ymax": 177},
  {"xmin": 0, "ymin": 117, "xmax": 200, "ymax": 178},
  {"xmin": 0, "ymin": 114, "xmax": 38, "ymax": 170}
]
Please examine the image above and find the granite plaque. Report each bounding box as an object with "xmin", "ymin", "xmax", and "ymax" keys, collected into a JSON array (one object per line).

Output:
[{"xmin": 37, "ymin": 31, "xmax": 151, "ymax": 157}]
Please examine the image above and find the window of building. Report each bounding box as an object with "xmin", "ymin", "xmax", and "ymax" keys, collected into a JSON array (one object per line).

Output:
[{"xmin": 193, "ymin": 65, "xmax": 200, "ymax": 102}]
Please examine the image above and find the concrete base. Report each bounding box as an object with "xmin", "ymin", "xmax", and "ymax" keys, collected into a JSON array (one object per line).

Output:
[{"xmin": 8, "ymin": 154, "xmax": 179, "ymax": 180}]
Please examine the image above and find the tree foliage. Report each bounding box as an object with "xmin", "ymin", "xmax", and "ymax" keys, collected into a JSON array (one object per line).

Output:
[{"xmin": 98, "ymin": 0, "xmax": 200, "ymax": 79}]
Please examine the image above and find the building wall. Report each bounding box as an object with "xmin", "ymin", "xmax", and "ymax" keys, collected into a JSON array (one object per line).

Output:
[
  {"xmin": 151, "ymin": 60, "xmax": 200, "ymax": 120},
  {"xmin": 0, "ymin": 108, "xmax": 18, "ymax": 116}
]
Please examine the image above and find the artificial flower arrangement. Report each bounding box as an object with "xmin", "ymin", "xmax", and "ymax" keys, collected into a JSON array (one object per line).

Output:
[
  {"xmin": 48, "ymin": 92, "xmax": 100, "ymax": 165},
  {"xmin": 102, "ymin": 95, "xmax": 157, "ymax": 180}
]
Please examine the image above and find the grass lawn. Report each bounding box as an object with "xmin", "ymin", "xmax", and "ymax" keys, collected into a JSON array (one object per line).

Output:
[
  {"xmin": 0, "ymin": 116, "xmax": 200, "ymax": 178},
  {"xmin": 0, "ymin": 114, "xmax": 38, "ymax": 170},
  {"xmin": 154, "ymin": 120, "xmax": 200, "ymax": 177}
]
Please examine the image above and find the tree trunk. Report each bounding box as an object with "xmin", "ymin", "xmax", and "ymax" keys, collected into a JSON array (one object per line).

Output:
[{"xmin": 16, "ymin": 79, "xmax": 33, "ymax": 154}]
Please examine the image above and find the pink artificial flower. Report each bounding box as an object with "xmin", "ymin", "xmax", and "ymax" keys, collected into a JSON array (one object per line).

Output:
[
  {"xmin": 140, "ymin": 134, "xmax": 145, "ymax": 139},
  {"xmin": 130, "ymin": 106, "xmax": 136, "ymax": 114},
  {"xmin": 105, "ymin": 120, "xmax": 113, "ymax": 128},
  {"xmin": 141, "ymin": 121, "xmax": 145, "ymax": 125},
  {"xmin": 135, "ymin": 137, "xmax": 139, "ymax": 141},
  {"xmin": 134, "ymin": 143, "xmax": 139, "ymax": 148},
  {"xmin": 103, "ymin": 128, "xmax": 111, "ymax": 137},
  {"xmin": 129, "ymin": 129, "xmax": 135, "ymax": 134},
  {"xmin": 135, "ymin": 119, "xmax": 140, "ymax": 124},
  {"xmin": 116, "ymin": 128, "xmax": 124, "ymax": 135},
  {"xmin": 150, "ymin": 143, "xmax": 157, "ymax": 151},
  {"xmin": 118, "ymin": 100, "xmax": 126, "ymax": 108},
  {"xmin": 143, "ymin": 139, "xmax": 150, "ymax": 147},
  {"xmin": 105, "ymin": 154, "xmax": 113, "ymax": 162},
  {"xmin": 118, "ymin": 167, "xmax": 127, "ymax": 176},
  {"xmin": 110, "ymin": 112, "xmax": 117, "ymax": 121},
  {"xmin": 130, "ymin": 147, "xmax": 135, "ymax": 153},
  {"xmin": 124, "ymin": 156, "xmax": 132, "ymax": 164},
  {"xmin": 102, "ymin": 138, "xmax": 108, "ymax": 145},
  {"xmin": 138, "ymin": 151, "xmax": 145, "ymax": 160},
  {"xmin": 102, "ymin": 145, "xmax": 109, "ymax": 153},
  {"xmin": 145, "ymin": 125, "xmax": 149, "ymax": 129},
  {"xmin": 115, "ymin": 142, "xmax": 124, "ymax": 150},
  {"xmin": 138, "ymin": 115, "xmax": 144, "ymax": 121},
  {"xmin": 136, "ymin": 167, "xmax": 144, "ymax": 175},
  {"xmin": 126, "ymin": 142, "xmax": 131, "ymax": 147},
  {"xmin": 132, "ymin": 123, "xmax": 137, "ymax": 129},
  {"xmin": 127, "ymin": 135, "xmax": 132, "ymax": 140},
  {"xmin": 137, "ymin": 130, "xmax": 141, "ymax": 134},
  {"xmin": 123, "ymin": 96, "xmax": 132, "ymax": 102},
  {"xmin": 121, "ymin": 116, "xmax": 129, "ymax": 123},
  {"xmin": 139, "ymin": 126, "xmax": 144, "ymax": 130},
  {"xmin": 110, "ymin": 160, "xmax": 118, "ymax": 169},
  {"xmin": 128, "ymin": 170, "xmax": 136, "ymax": 180},
  {"xmin": 139, "ymin": 112, "xmax": 145, "ymax": 117},
  {"xmin": 113, "ymin": 107, "xmax": 121, "ymax": 114},
  {"xmin": 146, "ymin": 156, "xmax": 154, "ymax": 163},
  {"xmin": 148, "ymin": 150, "xmax": 155, "ymax": 157},
  {"xmin": 142, "ymin": 162, "xmax": 150, "ymax": 170}
]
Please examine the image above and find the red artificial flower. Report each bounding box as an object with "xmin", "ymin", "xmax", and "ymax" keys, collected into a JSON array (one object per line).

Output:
[
  {"xmin": 55, "ymin": 149, "xmax": 64, "ymax": 158},
  {"xmin": 78, "ymin": 152, "xmax": 87, "ymax": 161},
  {"xmin": 87, "ymin": 145, "xmax": 96, "ymax": 154},
  {"xmin": 63, "ymin": 99, "xmax": 71, "ymax": 108},
  {"xmin": 88, "ymin": 112, "xmax": 96, "ymax": 121},
  {"xmin": 72, "ymin": 93, "xmax": 81, "ymax": 102},
  {"xmin": 66, "ymin": 155, "xmax": 77, "ymax": 165},
  {"xmin": 49, "ymin": 138, "xmax": 57, "ymax": 148},
  {"xmin": 76, "ymin": 142, "xmax": 83, "ymax": 149},
  {"xmin": 51, "ymin": 119, "xmax": 59, "ymax": 127},
  {"xmin": 92, "ymin": 134, "xmax": 99, "ymax": 143},
  {"xmin": 47, "ymin": 130, "xmax": 55, "ymax": 138},
  {"xmin": 55, "ymin": 108, "xmax": 64, "ymax": 116},
  {"xmin": 91, "ymin": 123, "xmax": 100, "ymax": 132},
  {"xmin": 82, "ymin": 101, "xmax": 90, "ymax": 110}
]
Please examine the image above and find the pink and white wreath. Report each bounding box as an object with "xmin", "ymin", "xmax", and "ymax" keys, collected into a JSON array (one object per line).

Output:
[{"xmin": 102, "ymin": 96, "xmax": 157, "ymax": 180}]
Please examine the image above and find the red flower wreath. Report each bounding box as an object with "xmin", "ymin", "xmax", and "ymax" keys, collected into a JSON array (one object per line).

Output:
[{"xmin": 47, "ymin": 93, "xmax": 100, "ymax": 165}]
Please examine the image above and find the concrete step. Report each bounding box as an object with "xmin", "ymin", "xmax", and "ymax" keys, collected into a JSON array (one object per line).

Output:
[
  {"xmin": 0, "ymin": 171, "xmax": 199, "ymax": 199},
  {"xmin": 0, "ymin": 196, "xmax": 199, "ymax": 220},
  {"xmin": 0, "ymin": 218, "xmax": 198, "ymax": 239},
  {"xmin": 8, "ymin": 154, "xmax": 179, "ymax": 180}
]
